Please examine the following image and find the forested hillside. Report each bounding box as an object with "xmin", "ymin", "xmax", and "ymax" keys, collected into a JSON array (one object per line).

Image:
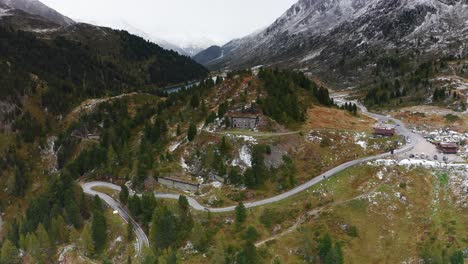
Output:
[{"xmin": 0, "ymin": 24, "xmax": 207, "ymax": 115}]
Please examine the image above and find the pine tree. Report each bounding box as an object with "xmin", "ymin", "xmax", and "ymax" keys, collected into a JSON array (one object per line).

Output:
[
  {"xmin": 107, "ymin": 145, "xmax": 118, "ymax": 173},
  {"xmin": 450, "ymin": 251, "xmax": 464, "ymax": 264},
  {"xmin": 80, "ymin": 223, "xmax": 94, "ymax": 255},
  {"xmin": 0, "ymin": 240, "xmax": 20, "ymax": 264},
  {"xmin": 187, "ymin": 123, "xmax": 197, "ymax": 142},
  {"xmin": 35, "ymin": 223, "xmax": 50, "ymax": 253},
  {"xmin": 25, "ymin": 232, "xmax": 39, "ymax": 258},
  {"xmin": 91, "ymin": 209, "xmax": 107, "ymax": 252},
  {"xmin": 141, "ymin": 192, "xmax": 157, "ymax": 225},
  {"xmin": 235, "ymin": 202, "xmax": 247, "ymax": 226},
  {"xmin": 120, "ymin": 184, "xmax": 129, "ymax": 205},
  {"xmin": 127, "ymin": 222, "xmax": 134, "ymax": 242},
  {"xmin": 128, "ymin": 195, "xmax": 142, "ymax": 219},
  {"xmin": 150, "ymin": 206, "xmax": 178, "ymax": 251},
  {"xmin": 141, "ymin": 246, "xmax": 157, "ymax": 264},
  {"xmin": 176, "ymin": 124, "xmax": 182, "ymax": 136},
  {"xmin": 158, "ymin": 248, "xmax": 178, "ymax": 264},
  {"xmin": 190, "ymin": 94, "xmax": 200, "ymax": 108},
  {"xmin": 178, "ymin": 196, "xmax": 194, "ymax": 242}
]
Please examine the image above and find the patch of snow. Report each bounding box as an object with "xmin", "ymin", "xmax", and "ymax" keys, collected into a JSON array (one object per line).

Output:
[
  {"xmin": 180, "ymin": 157, "xmax": 190, "ymax": 172},
  {"xmin": 356, "ymin": 140, "xmax": 367, "ymax": 149},
  {"xmin": 239, "ymin": 145, "xmax": 252, "ymax": 167},
  {"xmin": 196, "ymin": 176, "xmax": 204, "ymax": 185},
  {"xmin": 301, "ymin": 48, "xmax": 325, "ymax": 62},
  {"xmin": 211, "ymin": 181, "xmax": 222, "ymax": 189},
  {"xmin": 28, "ymin": 28, "xmax": 59, "ymax": 33},
  {"xmin": 0, "ymin": 8, "xmax": 12, "ymax": 18},
  {"xmin": 169, "ymin": 140, "xmax": 182, "ymax": 152},
  {"xmin": 377, "ymin": 170, "xmax": 384, "ymax": 180}
]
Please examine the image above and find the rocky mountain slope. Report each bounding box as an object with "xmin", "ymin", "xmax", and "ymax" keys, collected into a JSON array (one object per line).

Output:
[
  {"xmin": 204, "ymin": 0, "xmax": 468, "ymax": 87},
  {"xmin": 0, "ymin": 0, "xmax": 73, "ymax": 26},
  {"xmin": 193, "ymin": 45, "xmax": 223, "ymax": 64}
]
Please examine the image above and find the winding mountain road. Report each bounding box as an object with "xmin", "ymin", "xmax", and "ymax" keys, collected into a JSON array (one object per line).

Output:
[
  {"xmin": 81, "ymin": 104, "xmax": 422, "ymax": 254},
  {"xmin": 82, "ymin": 183, "xmax": 149, "ymax": 255}
]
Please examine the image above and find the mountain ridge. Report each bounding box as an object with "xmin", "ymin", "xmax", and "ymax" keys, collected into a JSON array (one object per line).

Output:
[
  {"xmin": 201, "ymin": 0, "xmax": 468, "ymax": 87},
  {"xmin": 0, "ymin": 0, "xmax": 74, "ymax": 26}
]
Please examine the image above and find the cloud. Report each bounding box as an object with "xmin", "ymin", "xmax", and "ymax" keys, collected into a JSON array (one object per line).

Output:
[{"xmin": 41, "ymin": 0, "xmax": 297, "ymax": 46}]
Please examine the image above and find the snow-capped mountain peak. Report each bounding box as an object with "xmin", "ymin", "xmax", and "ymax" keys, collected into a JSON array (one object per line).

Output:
[{"xmin": 202, "ymin": 0, "xmax": 467, "ymax": 87}]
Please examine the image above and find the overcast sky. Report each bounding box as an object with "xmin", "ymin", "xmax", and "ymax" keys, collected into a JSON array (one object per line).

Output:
[{"xmin": 41, "ymin": 0, "xmax": 297, "ymax": 47}]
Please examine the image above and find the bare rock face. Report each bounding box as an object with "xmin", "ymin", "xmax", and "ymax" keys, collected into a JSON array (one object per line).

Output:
[{"xmin": 204, "ymin": 0, "xmax": 468, "ymax": 87}]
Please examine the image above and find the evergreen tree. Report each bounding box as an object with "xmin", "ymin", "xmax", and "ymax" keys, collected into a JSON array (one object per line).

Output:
[
  {"xmin": 178, "ymin": 196, "xmax": 194, "ymax": 242},
  {"xmin": 235, "ymin": 202, "xmax": 247, "ymax": 226},
  {"xmin": 228, "ymin": 167, "xmax": 243, "ymax": 185},
  {"xmin": 50, "ymin": 215, "xmax": 68, "ymax": 244},
  {"xmin": 141, "ymin": 192, "xmax": 157, "ymax": 225},
  {"xmin": 106, "ymin": 145, "xmax": 118, "ymax": 173},
  {"xmin": 158, "ymin": 248, "xmax": 178, "ymax": 264},
  {"xmin": 187, "ymin": 123, "xmax": 197, "ymax": 142},
  {"xmin": 120, "ymin": 184, "xmax": 129, "ymax": 205},
  {"xmin": 450, "ymin": 251, "xmax": 464, "ymax": 264},
  {"xmin": 190, "ymin": 94, "xmax": 200, "ymax": 108},
  {"xmin": 0, "ymin": 240, "xmax": 20, "ymax": 264},
  {"xmin": 150, "ymin": 206, "xmax": 178, "ymax": 251},
  {"xmin": 91, "ymin": 196, "xmax": 107, "ymax": 252},
  {"xmin": 127, "ymin": 222, "xmax": 134, "ymax": 242},
  {"xmin": 80, "ymin": 223, "xmax": 94, "ymax": 255},
  {"xmin": 176, "ymin": 124, "xmax": 182, "ymax": 136},
  {"xmin": 24, "ymin": 232, "xmax": 39, "ymax": 259},
  {"xmin": 128, "ymin": 195, "xmax": 142, "ymax": 219},
  {"xmin": 35, "ymin": 224, "xmax": 50, "ymax": 254},
  {"xmin": 319, "ymin": 234, "xmax": 332, "ymax": 262},
  {"xmin": 12, "ymin": 166, "xmax": 27, "ymax": 197},
  {"xmin": 141, "ymin": 246, "xmax": 157, "ymax": 264}
]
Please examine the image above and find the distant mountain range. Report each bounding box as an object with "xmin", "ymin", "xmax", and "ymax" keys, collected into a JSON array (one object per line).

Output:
[
  {"xmin": 193, "ymin": 45, "xmax": 223, "ymax": 65},
  {"xmin": 197, "ymin": 0, "xmax": 468, "ymax": 87},
  {"xmin": 104, "ymin": 20, "xmax": 213, "ymax": 57},
  {"xmin": 0, "ymin": 0, "xmax": 212, "ymax": 57}
]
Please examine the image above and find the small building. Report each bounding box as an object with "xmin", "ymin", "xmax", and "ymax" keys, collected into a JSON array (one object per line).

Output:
[
  {"xmin": 373, "ymin": 125, "xmax": 396, "ymax": 136},
  {"xmin": 229, "ymin": 114, "xmax": 260, "ymax": 130},
  {"xmin": 437, "ymin": 143, "xmax": 458, "ymax": 154}
]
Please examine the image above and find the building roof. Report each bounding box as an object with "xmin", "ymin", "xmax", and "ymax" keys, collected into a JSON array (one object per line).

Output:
[
  {"xmin": 374, "ymin": 123, "xmax": 396, "ymax": 130},
  {"xmin": 439, "ymin": 142, "xmax": 458, "ymax": 148},
  {"xmin": 228, "ymin": 112, "xmax": 259, "ymax": 119}
]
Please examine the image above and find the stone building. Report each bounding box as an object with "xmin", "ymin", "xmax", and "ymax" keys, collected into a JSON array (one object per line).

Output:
[{"xmin": 229, "ymin": 114, "xmax": 260, "ymax": 130}]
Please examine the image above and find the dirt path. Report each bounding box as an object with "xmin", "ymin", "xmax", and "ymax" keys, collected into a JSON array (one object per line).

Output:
[{"xmin": 255, "ymin": 187, "xmax": 379, "ymax": 247}]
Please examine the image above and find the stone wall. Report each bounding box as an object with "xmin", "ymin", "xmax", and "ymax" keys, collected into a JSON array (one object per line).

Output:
[{"xmin": 157, "ymin": 177, "xmax": 200, "ymax": 192}]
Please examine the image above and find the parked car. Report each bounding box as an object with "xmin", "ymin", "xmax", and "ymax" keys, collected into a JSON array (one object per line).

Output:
[
  {"xmin": 433, "ymin": 155, "xmax": 438, "ymax": 160},
  {"xmin": 443, "ymin": 156, "xmax": 448, "ymax": 162},
  {"xmin": 409, "ymin": 154, "xmax": 415, "ymax": 158}
]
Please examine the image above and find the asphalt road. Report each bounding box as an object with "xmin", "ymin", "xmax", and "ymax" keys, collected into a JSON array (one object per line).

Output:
[
  {"xmin": 81, "ymin": 103, "xmax": 421, "ymax": 251},
  {"xmin": 82, "ymin": 182, "xmax": 149, "ymax": 255}
]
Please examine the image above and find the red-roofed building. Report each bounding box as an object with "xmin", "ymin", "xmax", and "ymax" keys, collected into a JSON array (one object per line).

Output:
[
  {"xmin": 373, "ymin": 125, "xmax": 396, "ymax": 136},
  {"xmin": 437, "ymin": 143, "xmax": 458, "ymax": 154}
]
